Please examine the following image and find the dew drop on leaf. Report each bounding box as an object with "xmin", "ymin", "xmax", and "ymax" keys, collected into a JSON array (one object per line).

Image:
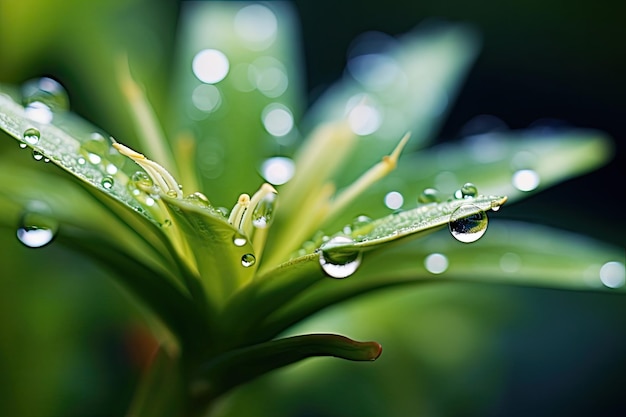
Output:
[
  {"xmin": 185, "ymin": 192, "xmax": 211, "ymax": 208},
  {"xmin": 101, "ymin": 176, "xmax": 114, "ymax": 189},
  {"xmin": 241, "ymin": 253, "xmax": 256, "ymax": 267},
  {"xmin": 449, "ymin": 204, "xmax": 488, "ymax": 243},
  {"xmin": 21, "ymin": 77, "xmax": 69, "ymax": 123},
  {"xmin": 32, "ymin": 150, "xmax": 44, "ymax": 161},
  {"xmin": 233, "ymin": 233, "xmax": 247, "ymax": 247},
  {"xmin": 16, "ymin": 203, "xmax": 58, "ymax": 248},
  {"xmin": 22, "ymin": 127, "xmax": 40, "ymax": 145},
  {"xmin": 19, "ymin": 143, "xmax": 27, "ymax": 149},
  {"xmin": 319, "ymin": 236, "xmax": 363, "ymax": 279},
  {"xmin": 252, "ymin": 191, "xmax": 277, "ymax": 228},
  {"xmin": 460, "ymin": 182, "xmax": 478, "ymax": 198},
  {"xmin": 418, "ymin": 187, "xmax": 440, "ymax": 204}
]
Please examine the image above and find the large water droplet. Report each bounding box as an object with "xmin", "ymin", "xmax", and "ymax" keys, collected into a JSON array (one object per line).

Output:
[
  {"xmin": 449, "ymin": 204, "xmax": 488, "ymax": 243},
  {"xmin": 241, "ymin": 253, "xmax": 256, "ymax": 267},
  {"xmin": 418, "ymin": 188, "xmax": 440, "ymax": 204},
  {"xmin": 21, "ymin": 77, "xmax": 69, "ymax": 123},
  {"xmin": 319, "ymin": 236, "xmax": 362, "ymax": 279},
  {"xmin": 16, "ymin": 204, "xmax": 58, "ymax": 248},
  {"xmin": 22, "ymin": 127, "xmax": 41, "ymax": 145},
  {"xmin": 252, "ymin": 191, "xmax": 277, "ymax": 228}
]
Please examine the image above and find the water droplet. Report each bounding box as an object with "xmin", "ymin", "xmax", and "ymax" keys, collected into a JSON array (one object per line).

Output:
[
  {"xmin": 16, "ymin": 203, "xmax": 58, "ymax": 248},
  {"xmin": 77, "ymin": 157, "xmax": 86, "ymax": 165},
  {"xmin": 19, "ymin": 143, "xmax": 27, "ymax": 149},
  {"xmin": 424, "ymin": 253, "xmax": 448, "ymax": 274},
  {"xmin": 252, "ymin": 191, "xmax": 277, "ymax": 228},
  {"xmin": 352, "ymin": 215, "xmax": 372, "ymax": 230},
  {"xmin": 166, "ymin": 190, "xmax": 178, "ymax": 198},
  {"xmin": 161, "ymin": 219, "xmax": 172, "ymax": 228},
  {"xmin": 185, "ymin": 192, "xmax": 211, "ymax": 208},
  {"xmin": 512, "ymin": 169, "xmax": 540, "ymax": 192},
  {"xmin": 22, "ymin": 127, "xmax": 41, "ymax": 145},
  {"xmin": 101, "ymin": 176, "xmax": 114, "ymax": 189},
  {"xmin": 241, "ymin": 253, "xmax": 256, "ymax": 267},
  {"xmin": 418, "ymin": 188, "xmax": 440, "ymax": 204},
  {"xmin": 460, "ymin": 182, "xmax": 478, "ymax": 198},
  {"xmin": 449, "ymin": 204, "xmax": 488, "ymax": 243},
  {"xmin": 21, "ymin": 77, "xmax": 69, "ymax": 123},
  {"xmin": 233, "ymin": 234, "xmax": 247, "ymax": 247},
  {"xmin": 131, "ymin": 171, "xmax": 155, "ymax": 192},
  {"xmin": 319, "ymin": 236, "xmax": 362, "ymax": 279},
  {"xmin": 32, "ymin": 150, "xmax": 44, "ymax": 161}
]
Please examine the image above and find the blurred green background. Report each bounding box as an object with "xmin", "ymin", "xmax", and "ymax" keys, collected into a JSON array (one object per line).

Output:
[{"xmin": 0, "ymin": 0, "xmax": 624, "ymax": 416}]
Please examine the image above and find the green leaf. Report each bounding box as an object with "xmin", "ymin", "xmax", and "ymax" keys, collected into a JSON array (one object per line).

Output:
[
  {"xmin": 303, "ymin": 22, "xmax": 480, "ymax": 182},
  {"xmin": 259, "ymin": 221, "xmax": 624, "ymax": 340},
  {"xmin": 191, "ymin": 334, "xmax": 381, "ymax": 403},
  {"xmin": 324, "ymin": 129, "xmax": 612, "ymax": 231},
  {"xmin": 162, "ymin": 196, "xmax": 257, "ymax": 310},
  {"xmin": 167, "ymin": 2, "xmax": 305, "ymax": 206},
  {"xmin": 0, "ymin": 84, "xmax": 162, "ymax": 224}
]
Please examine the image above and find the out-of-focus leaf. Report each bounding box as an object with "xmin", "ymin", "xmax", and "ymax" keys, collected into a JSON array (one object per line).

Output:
[
  {"xmin": 167, "ymin": 2, "xmax": 305, "ymax": 206},
  {"xmin": 301, "ymin": 22, "xmax": 479, "ymax": 188},
  {"xmin": 323, "ymin": 129, "xmax": 613, "ymax": 231},
  {"xmin": 257, "ymin": 221, "xmax": 624, "ymax": 339},
  {"xmin": 126, "ymin": 346, "xmax": 184, "ymax": 417}
]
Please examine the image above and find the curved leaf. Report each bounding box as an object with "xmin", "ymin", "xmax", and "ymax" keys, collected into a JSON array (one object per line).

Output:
[
  {"xmin": 191, "ymin": 334, "xmax": 381, "ymax": 403},
  {"xmin": 259, "ymin": 221, "xmax": 624, "ymax": 339}
]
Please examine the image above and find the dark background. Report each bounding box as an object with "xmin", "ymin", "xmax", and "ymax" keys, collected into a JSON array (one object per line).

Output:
[{"xmin": 292, "ymin": 0, "xmax": 625, "ymax": 246}]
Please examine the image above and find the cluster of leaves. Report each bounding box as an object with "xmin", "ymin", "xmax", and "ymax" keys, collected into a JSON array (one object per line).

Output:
[{"xmin": 0, "ymin": 2, "xmax": 623, "ymax": 416}]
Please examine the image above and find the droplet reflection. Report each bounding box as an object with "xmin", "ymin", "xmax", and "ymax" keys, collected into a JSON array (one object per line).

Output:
[
  {"xmin": 449, "ymin": 204, "xmax": 488, "ymax": 243},
  {"xmin": 319, "ymin": 236, "xmax": 362, "ymax": 279}
]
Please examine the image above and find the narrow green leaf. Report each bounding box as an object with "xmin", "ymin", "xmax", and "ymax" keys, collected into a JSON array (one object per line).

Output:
[
  {"xmin": 0, "ymin": 84, "xmax": 161, "ymax": 224},
  {"xmin": 191, "ymin": 334, "xmax": 381, "ymax": 403},
  {"xmin": 162, "ymin": 196, "xmax": 257, "ymax": 309},
  {"xmin": 259, "ymin": 221, "xmax": 624, "ymax": 339},
  {"xmin": 167, "ymin": 2, "xmax": 305, "ymax": 206},
  {"xmin": 324, "ymin": 130, "xmax": 613, "ymax": 231}
]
